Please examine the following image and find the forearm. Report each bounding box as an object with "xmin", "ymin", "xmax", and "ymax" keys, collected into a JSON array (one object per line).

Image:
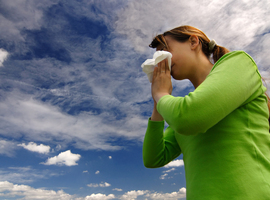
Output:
[{"xmin": 143, "ymin": 119, "xmax": 181, "ymax": 168}]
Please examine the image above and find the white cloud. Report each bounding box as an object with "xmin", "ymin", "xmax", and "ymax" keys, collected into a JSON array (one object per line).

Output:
[
  {"xmin": 160, "ymin": 168, "xmax": 179, "ymax": 180},
  {"xmin": 160, "ymin": 173, "xmax": 168, "ymax": 180},
  {"xmin": 0, "ymin": 139, "xmax": 17, "ymax": 157},
  {"xmin": 0, "ymin": 181, "xmax": 186, "ymax": 200},
  {"xmin": 108, "ymin": 156, "xmax": 112, "ymax": 159},
  {"xmin": 18, "ymin": 142, "xmax": 50, "ymax": 154},
  {"xmin": 0, "ymin": 49, "xmax": 9, "ymax": 67},
  {"xmin": 113, "ymin": 188, "xmax": 123, "ymax": 192},
  {"xmin": 0, "ymin": 167, "xmax": 60, "ymax": 184},
  {"xmin": 85, "ymin": 193, "xmax": 115, "ymax": 200},
  {"xmin": 115, "ymin": 0, "xmax": 270, "ymax": 54},
  {"xmin": 0, "ymin": 0, "xmax": 60, "ymax": 43},
  {"xmin": 95, "ymin": 170, "xmax": 100, "ymax": 174},
  {"xmin": 41, "ymin": 150, "xmax": 81, "ymax": 166},
  {"xmin": 164, "ymin": 159, "xmax": 184, "ymax": 168},
  {"xmin": 163, "ymin": 168, "xmax": 176, "ymax": 173},
  {"xmin": 87, "ymin": 182, "xmax": 111, "ymax": 188},
  {"xmin": 83, "ymin": 170, "xmax": 88, "ymax": 173},
  {"xmin": 0, "ymin": 181, "xmax": 74, "ymax": 199},
  {"xmin": 0, "ymin": 93, "xmax": 148, "ymax": 151},
  {"xmin": 146, "ymin": 188, "xmax": 186, "ymax": 200},
  {"xmin": 120, "ymin": 190, "xmax": 149, "ymax": 200}
]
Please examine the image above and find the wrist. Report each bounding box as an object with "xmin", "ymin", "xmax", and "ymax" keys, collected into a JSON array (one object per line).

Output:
[{"xmin": 154, "ymin": 93, "xmax": 170, "ymax": 103}]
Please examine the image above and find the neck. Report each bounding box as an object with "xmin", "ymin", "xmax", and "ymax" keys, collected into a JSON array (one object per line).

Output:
[{"xmin": 188, "ymin": 55, "xmax": 213, "ymax": 88}]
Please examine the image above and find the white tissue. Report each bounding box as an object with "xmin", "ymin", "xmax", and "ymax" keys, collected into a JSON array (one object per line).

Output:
[{"xmin": 141, "ymin": 51, "xmax": 172, "ymax": 83}]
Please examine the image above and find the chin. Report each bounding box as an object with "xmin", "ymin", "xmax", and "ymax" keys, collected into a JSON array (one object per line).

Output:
[{"xmin": 171, "ymin": 73, "xmax": 184, "ymax": 80}]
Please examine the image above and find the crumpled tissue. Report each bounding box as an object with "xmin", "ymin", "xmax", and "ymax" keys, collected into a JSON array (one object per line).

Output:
[{"xmin": 141, "ymin": 51, "xmax": 172, "ymax": 83}]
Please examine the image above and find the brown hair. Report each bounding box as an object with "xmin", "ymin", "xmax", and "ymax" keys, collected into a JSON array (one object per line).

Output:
[
  {"xmin": 150, "ymin": 25, "xmax": 270, "ymax": 129},
  {"xmin": 149, "ymin": 25, "xmax": 229, "ymax": 63}
]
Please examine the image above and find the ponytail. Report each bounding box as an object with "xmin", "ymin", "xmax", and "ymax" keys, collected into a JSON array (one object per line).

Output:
[{"xmin": 211, "ymin": 45, "xmax": 230, "ymax": 63}]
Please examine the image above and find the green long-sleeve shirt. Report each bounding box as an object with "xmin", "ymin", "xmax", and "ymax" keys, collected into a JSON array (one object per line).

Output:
[{"xmin": 143, "ymin": 51, "xmax": 270, "ymax": 199}]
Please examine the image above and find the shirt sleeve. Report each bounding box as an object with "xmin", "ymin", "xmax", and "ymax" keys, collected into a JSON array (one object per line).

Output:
[
  {"xmin": 157, "ymin": 51, "xmax": 265, "ymax": 135},
  {"xmin": 143, "ymin": 118, "xmax": 181, "ymax": 168}
]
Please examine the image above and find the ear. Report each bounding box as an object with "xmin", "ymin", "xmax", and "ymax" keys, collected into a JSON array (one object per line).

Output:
[{"xmin": 189, "ymin": 35, "xmax": 200, "ymax": 50}]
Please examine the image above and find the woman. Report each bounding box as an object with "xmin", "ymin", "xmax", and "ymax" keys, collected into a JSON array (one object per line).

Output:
[{"xmin": 143, "ymin": 25, "xmax": 270, "ymax": 199}]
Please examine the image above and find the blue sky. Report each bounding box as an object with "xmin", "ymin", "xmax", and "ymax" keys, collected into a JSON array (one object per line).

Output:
[{"xmin": 0, "ymin": 0, "xmax": 269, "ymax": 199}]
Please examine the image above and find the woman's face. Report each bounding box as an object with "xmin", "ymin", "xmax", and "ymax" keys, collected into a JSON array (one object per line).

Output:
[{"xmin": 157, "ymin": 36, "xmax": 195, "ymax": 80}]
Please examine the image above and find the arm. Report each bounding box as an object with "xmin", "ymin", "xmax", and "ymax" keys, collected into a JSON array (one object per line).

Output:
[
  {"xmin": 151, "ymin": 101, "xmax": 164, "ymax": 121},
  {"xmin": 143, "ymin": 118, "xmax": 181, "ymax": 168},
  {"xmin": 157, "ymin": 51, "xmax": 265, "ymax": 135}
]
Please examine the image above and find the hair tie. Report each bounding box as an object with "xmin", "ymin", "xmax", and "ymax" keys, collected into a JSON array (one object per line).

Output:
[{"xmin": 209, "ymin": 39, "xmax": 216, "ymax": 52}]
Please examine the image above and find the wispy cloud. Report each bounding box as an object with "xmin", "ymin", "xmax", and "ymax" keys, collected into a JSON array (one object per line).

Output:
[
  {"xmin": 0, "ymin": 93, "xmax": 148, "ymax": 150},
  {"xmin": 18, "ymin": 142, "xmax": 50, "ymax": 154},
  {"xmin": 113, "ymin": 188, "xmax": 123, "ymax": 192},
  {"xmin": 87, "ymin": 182, "xmax": 111, "ymax": 188},
  {"xmin": 0, "ymin": 139, "xmax": 17, "ymax": 157},
  {"xmin": 41, "ymin": 150, "xmax": 81, "ymax": 166},
  {"xmin": 0, "ymin": 167, "xmax": 60, "ymax": 184},
  {"xmin": 115, "ymin": 0, "xmax": 270, "ymax": 54}
]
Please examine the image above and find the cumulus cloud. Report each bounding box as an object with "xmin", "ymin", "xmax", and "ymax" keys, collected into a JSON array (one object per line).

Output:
[
  {"xmin": 0, "ymin": 181, "xmax": 74, "ymax": 199},
  {"xmin": 95, "ymin": 170, "xmax": 100, "ymax": 174},
  {"xmin": 0, "ymin": 49, "xmax": 9, "ymax": 67},
  {"xmin": 18, "ymin": 142, "xmax": 50, "ymax": 154},
  {"xmin": 108, "ymin": 156, "xmax": 112, "ymax": 159},
  {"xmin": 0, "ymin": 180, "xmax": 186, "ymax": 200},
  {"xmin": 120, "ymin": 190, "xmax": 149, "ymax": 200},
  {"xmin": 41, "ymin": 150, "xmax": 81, "ymax": 166},
  {"xmin": 87, "ymin": 182, "xmax": 111, "ymax": 188},
  {"xmin": 146, "ymin": 187, "xmax": 186, "ymax": 200},
  {"xmin": 164, "ymin": 159, "xmax": 184, "ymax": 168},
  {"xmin": 85, "ymin": 193, "xmax": 115, "ymax": 200}
]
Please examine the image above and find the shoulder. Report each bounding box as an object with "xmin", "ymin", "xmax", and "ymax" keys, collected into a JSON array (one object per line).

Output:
[{"xmin": 211, "ymin": 50, "xmax": 259, "ymax": 73}]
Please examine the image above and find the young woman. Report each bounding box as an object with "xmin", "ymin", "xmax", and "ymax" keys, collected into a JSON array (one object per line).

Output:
[{"xmin": 143, "ymin": 25, "xmax": 270, "ymax": 199}]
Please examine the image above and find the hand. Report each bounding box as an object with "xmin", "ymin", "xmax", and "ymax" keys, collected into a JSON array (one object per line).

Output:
[{"xmin": 151, "ymin": 59, "xmax": 172, "ymax": 103}]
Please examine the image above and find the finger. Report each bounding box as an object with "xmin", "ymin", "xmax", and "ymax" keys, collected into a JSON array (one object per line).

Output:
[
  {"xmin": 160, "ymin": 59, "xmax": 166, "ymax": 74},
  {"xmin": 157, "ymin": 62, "xmax": 161, "ymax": 75},
  {"xmin": 153, "ymin": 67, "xmax": 158, "ymax": 82},
  {"xmin": 165, "ymin": 58, "xmax": 170, "ymax": 73}
]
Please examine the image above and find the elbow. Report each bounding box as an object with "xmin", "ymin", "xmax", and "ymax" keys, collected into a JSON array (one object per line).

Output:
[
  {"xmin": 143, "ymin": 158, "xmax": 158, "ymax": 168},
  {"xmin": 143, "ymin": 162, "xmax": 156, "ymax": 169},
  {"xmin": 143, "ymin": 155, "xmax": 163, "ymax": 168}
]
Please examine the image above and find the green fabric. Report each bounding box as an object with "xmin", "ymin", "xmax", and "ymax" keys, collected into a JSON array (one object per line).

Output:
[{"xmin": 143, "ymin": 51, "xmax": 270, "ymax": 199}]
